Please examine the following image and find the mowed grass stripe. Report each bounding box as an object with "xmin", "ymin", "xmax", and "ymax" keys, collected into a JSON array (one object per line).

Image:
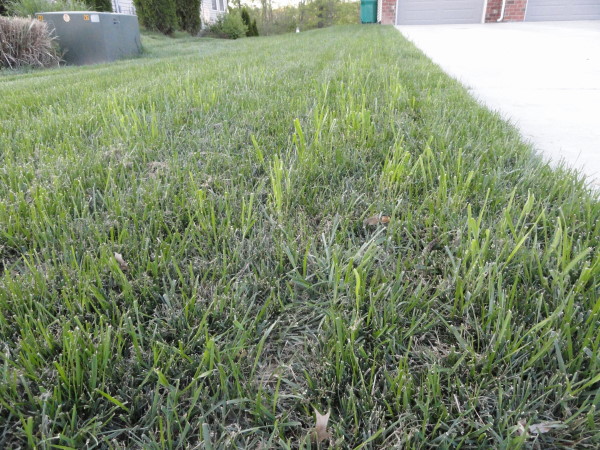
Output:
[{"xmin": 0, "ymin": 25, "xmax": 598, "ymax": 448}]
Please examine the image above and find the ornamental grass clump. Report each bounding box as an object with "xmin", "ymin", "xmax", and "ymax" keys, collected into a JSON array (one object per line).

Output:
[{"xmin": 0, "ymin": 16, "xmax": 61, "ymax": 69}]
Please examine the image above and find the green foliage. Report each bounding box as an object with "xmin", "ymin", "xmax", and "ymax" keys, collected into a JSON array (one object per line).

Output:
[
  {"xmin": 303, "ymin": 0, "xmax": 359, "ymax": 28},
  {"xmin": 254, "ymin": 0, "xmax": 359, "ymax": 35},
  {"xmin": 240, "ymin": 5, "xmax": 250, "ymax": 28},
  {"xmin": 221, "ymin": 11, "xmax": 247, "ymax": 39},
  {"xmin": 249, "ymin": 18, "xmax": 258, "ymax": 36},
  {"xmin": 210, "ymin": 10, "xmax": 247, "ymax": 39},
  {"xmin": 240, "ymin": 6, "xmax": 258, "ymax": 37},
  {"xmin": 175, "ymin": 0, "xmax": 200, "ymax": 35},
  {"xmin": 0, "ymin": 0, "xmax": 8, "ymax": 16},
  {"xmin": 89, "ymin": 0, "xmax": 112, "ymax": 11},
  {"xmin": 134, "ymin": 0, "xmax": 177, "ymax": 35},
  {"xmin": 258, "ymin": 5, "xmax": 296, "ymax": 35},
  {"xmin": 6, "ymin": 0, "xmax": 90, "ymax": 17},
  {"xmin": 0, "ymin": 16, "xmax": 61, "ymax": 68}
]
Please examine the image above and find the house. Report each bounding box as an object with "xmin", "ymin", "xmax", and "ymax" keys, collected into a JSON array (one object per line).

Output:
[
  {"xmin": 111, "ymin": 0, "xmax": 135, "ymax": 15},
  {"xmin": 110, "ymin": 0, "xmax": 228, "ymax": 27},
  {"xmin": 201, "ymin": 0, "xmax": 228, "ymax": 27},
  {"xmin": 380, "ymin": 0, "xmax": 600, "ymax": 25}
]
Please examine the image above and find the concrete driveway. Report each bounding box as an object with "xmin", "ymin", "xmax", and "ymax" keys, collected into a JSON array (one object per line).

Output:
[{"xmin": 396, "ymin": 21, "xmax": 600, "ymax": 187}]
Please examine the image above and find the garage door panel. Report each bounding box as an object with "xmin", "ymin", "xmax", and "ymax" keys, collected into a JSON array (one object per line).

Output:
[
  {"xmin": 402, "ymin": 4, "xmax": 441, "ymax": 12},
  {"xmin": 396, "ymin": 0, "xmax": 484, "ymax": 25},
  {"xmin": 526, "ymin": 0, "xmax": 600, "ymax": 21}
]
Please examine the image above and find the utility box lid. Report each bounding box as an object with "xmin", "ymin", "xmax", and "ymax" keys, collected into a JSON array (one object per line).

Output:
[{"xmin": 36, "ymin": 12, "xmax": 142, "ymax": 66}]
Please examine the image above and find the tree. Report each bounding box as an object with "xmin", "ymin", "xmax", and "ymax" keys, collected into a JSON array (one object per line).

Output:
[
  {"xmin": 175, "ymin": 0, "xmax": 201, "ymax": 35},
  {"xmin": 239, "ymin": 6, "xmax": 258, "ymax": 37},
  {"xmin": 255, "ymin": 0, "xmax": 357, "ymax": 36},
  {"xmin": 133, "ymin": 0, "xmax": 178, "ymax": 35},
  {"xmin": 240, "ymin": 6, "xmax": 250, "ymax": 35},
  {"xmin": 250, "ymin": 18, "xmax": 258, "ymax": 36},
  {"xmin": 260, "ymin": 0, "xmax": 272, "ymax": 23}
]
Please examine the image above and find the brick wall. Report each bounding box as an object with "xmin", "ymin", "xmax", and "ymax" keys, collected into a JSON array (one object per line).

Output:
[
  {"xmin": 381, "ymin": 0, "xmax": 397, "ymax": 25},
  {"xmin": 485, "ymin": 0, "xmax": 527, "ymax": 22}
]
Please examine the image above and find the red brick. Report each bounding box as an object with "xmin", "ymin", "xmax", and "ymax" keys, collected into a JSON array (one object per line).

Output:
[
  {"xmin": 485, "ymin": 0, "xmax": 525, "ymax": 22},
  {"xmin": 381, "ymin": 0, "xmax": 396, "ymax": 24}
]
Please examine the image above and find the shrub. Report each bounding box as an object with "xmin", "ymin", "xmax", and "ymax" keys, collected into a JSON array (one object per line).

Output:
[
  {"xmin": 0, "ymin": 16, "xmax": 61, "ymax": 69},
  {"xmin": 207, "ymin": 15, "xmax": 223, "ymax": 35},
  {"xmin": 89, "ymin": 0, "xmax": 112, "ymax": 12},
  {"xmin": 249, "ymin": 18, "xmax": 258, "ymax": 36},
  {"xmin": 1, "ymin": 0, "xmax": 8, "ymax": 16},
  {"xmin": 240, "ymin": 6, "xmax": 250, "ymax": 33},
  {"xmin": 133, "ymin": 0, "xmax": 177, "ymax": 35},
  {"xmin": 175, "ymin": 0, "xmax": 200, "ymax": 35},
  {"xmin": 7, "ymin": 0, "xmax": 91, "ymax": 17},
  {"xmin": 239, "ymin": 6, "xmax": 258, "ymax": 37},
  {"xmin": 216, "ymin": 11, "xmax": 246, "ymax": 39}
]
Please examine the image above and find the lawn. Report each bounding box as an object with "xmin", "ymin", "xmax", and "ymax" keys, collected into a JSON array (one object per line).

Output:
[{"xmin": 0, "ymin": 26, "xmax": 599, "ymax": 448}]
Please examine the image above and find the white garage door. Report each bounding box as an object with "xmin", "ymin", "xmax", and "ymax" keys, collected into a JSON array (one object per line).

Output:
[
  {"xmin": 396, "ymin": 0, "xmax": 485, "ymax": 25},
  {"xmin": 526, "ymin": 0, "xmax": 600, "ymax": 21}
]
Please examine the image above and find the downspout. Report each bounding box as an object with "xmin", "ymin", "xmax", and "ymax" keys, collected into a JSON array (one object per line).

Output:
[
  {"xmin": 481, "ymin": 0, "xmax": 489, "ymax": 23},
  {"xmin": 497, "ymin": 0, "xmax": 507, "ymax": 22}
]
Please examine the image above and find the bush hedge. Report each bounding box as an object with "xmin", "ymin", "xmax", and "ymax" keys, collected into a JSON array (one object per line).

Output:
[
  {"xmin": 240, "ymin": 7, "xmax": 258, "ymax": 37},
  {"xmin": 223, "ymin": 12, "xmax": 247, "ymax": 39},
  {"xmin": 249, "ymin": 18, "xmax": 258, "ymax": 36},
  {"xmin": 210, "ymin": 11, "xmax": 247, "ymax": 39},
  {"xmin": 0, "ymin": 16, "xmax": 61, "ymax": 69},
  {"xmin": 133, "ymin": 0, "xmax": 177, "ymax": 35},
  {"xmin": 240, "ymin": 6, "xmax": 250, "ymax": 32},
  {"xmin": 175, "ymin": 0, "xmax": 200, "ymax": 35},
  {"xmin": 90, "ymin": 0, "xmax": 112, "ymax": 12}
]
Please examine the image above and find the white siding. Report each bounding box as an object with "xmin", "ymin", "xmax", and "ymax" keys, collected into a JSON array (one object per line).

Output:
[
  {"xmin": 202, "ymin": 0, "xmax": 228, "ymax": 27},
  {"xmin": 110, "ymin": 0, "xmax": 228, "ymax": 27},
  {"xmin": 112, "ymin": 0, "xmax": 136, "ymax": 15}
]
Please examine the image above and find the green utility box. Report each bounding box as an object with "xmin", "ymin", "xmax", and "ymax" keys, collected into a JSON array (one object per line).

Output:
[
  {"xmin": 360, "ymin": 0, "xmax": 377, "ymax": 24},
  {"xmin": 36, "ymin": 12, "xmax": 141, "ymax": 65}
]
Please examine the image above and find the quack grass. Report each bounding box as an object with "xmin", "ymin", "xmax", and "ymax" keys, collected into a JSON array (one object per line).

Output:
[{"xmin": 0, "ymin": 26, "xmax": 599, "ymax": 448}]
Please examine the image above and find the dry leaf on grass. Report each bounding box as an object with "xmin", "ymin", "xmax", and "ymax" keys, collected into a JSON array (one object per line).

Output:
[
  {"xmin": 147, "ymin": 161, "xmax": 168, "ymax": 177},
  {"xmin": 148, "ymin": 161, "xmax": 168, "ymax": 171},
  {"xmin": 363, "ymin": 214, "xmax": 391, "ymax": 227},
  {"xmin": 311, "ymin": 408, "xmax": 331, "ymax": 443},
  {"xmin": 114, "ymin": 252, "xmax": 128, "ymax": 271},
  {"xmin": 529, "ymin": 421, "xmax": 563, "ymax": 434},
  {"xmin": 514, "ymin": 420, "xmax": 564, "ymax": 436},
  {"xmin": 515, "ymin": 419, "xmax": 527, "ymax": 436}
]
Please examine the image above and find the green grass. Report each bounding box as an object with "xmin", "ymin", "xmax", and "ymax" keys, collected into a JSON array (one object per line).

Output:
[{"xmin": 0, "ymin": 26, "xmax": 599, "ymax": 448}]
